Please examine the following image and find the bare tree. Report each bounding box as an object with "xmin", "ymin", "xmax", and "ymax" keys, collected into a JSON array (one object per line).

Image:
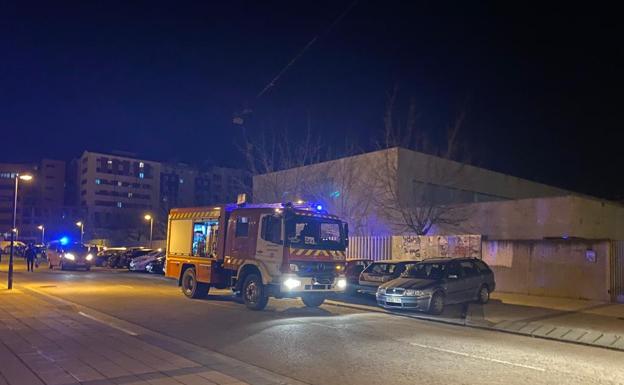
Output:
[
  {"xmin": 241, "ymin": 124, "xmax": 327, "ymax": 202},
  {"xmin": 373, "ymin": 87, "xmax": 470, "ymax": 235}
]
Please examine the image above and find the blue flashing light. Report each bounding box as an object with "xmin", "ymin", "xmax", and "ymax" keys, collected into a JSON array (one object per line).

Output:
[
  {"xmin": 315, "ymin": 204, "xmax": 323, "ymax": 211},
  {"xmin": 60, "ymin": 236, "xmax": 69, "ymax": 245}
]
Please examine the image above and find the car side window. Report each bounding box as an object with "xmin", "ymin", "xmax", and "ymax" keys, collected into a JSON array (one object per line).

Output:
[
  {"xmin": 460, "ymin": 261, "xmax": 480, "ymax": 277},
  {"xmin": 446, "ymin": 262, "xmax": 463, "ymax": 278}
]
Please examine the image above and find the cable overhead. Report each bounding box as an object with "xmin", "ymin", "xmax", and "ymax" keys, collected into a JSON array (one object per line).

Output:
[{"xmin": 256, "ymin": 0, "xmax": 359, "ymax": 99}]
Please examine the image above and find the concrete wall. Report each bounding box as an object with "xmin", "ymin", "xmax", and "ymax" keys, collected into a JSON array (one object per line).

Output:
[
  {"xmin": 482, "ymin": 239, "xmax": 611, "ymax": 301},
  {"xmin": 397, "ymin": 147, "xmax": 567, "ymax": 203},
  {"xmin": 454, "ymin": 195, "xmax": 624, "ymax": 241},
  {"xmin": 253, "ymin": 147, "xmax": 570, "ymax": 236}
]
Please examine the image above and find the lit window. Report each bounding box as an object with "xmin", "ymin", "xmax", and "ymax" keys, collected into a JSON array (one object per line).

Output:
[
  {"xmin": 95, "ymin": 179, "xmax": 101, "ymax": 184},
  {"xmin": 179, "ymin": 178, "xmax": 184, "ymax": 184},
  {"xmin": 128, "ymin": 192, "xmax": 133, "ymax": 198},
  {"xmin": 139, "ymin": 172, "xmax": 145, "ymax": 179},
  {"xmin": 117, "ymin": 202, "xmax": 122, "ymax": 208},
  {"xmin": 139, "ymin": 162, "xmax": 144, "ymax": 168},
  {"xmin": 117, "ymin": 181, "xmax": 122, "ymax": 186},
  {"xmin": 107, "ymin": 160, "xmax": 113, "ymax": 165}
]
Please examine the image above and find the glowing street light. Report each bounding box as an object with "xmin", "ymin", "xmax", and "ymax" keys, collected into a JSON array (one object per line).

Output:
[
  {"xmin": 76, "ymin": 221, "xmax": 84, "ymax": 243},
  {"xmin": 144, "ymin": 214, "xmax": 154, "ymax": 248},
  {"xmin": 8, "ymin": 173, "xmax": 33, "ymax": 290},
  {"xmin": 37, "ymin": 225, "xmax": 45, "ymax": 244}
]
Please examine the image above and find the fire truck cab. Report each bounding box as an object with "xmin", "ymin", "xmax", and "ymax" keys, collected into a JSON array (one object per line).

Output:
[{"xmin": 165, "ymin": 201, "xmax": 348, "ymax": 310}]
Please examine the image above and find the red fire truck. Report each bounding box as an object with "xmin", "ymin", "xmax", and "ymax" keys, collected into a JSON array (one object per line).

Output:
[{"xmin": 165, "ymin": 199, "xmax": 348, "ymax": 310}]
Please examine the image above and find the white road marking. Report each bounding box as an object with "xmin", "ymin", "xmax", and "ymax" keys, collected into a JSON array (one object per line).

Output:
[
  {"xmin": 78, "ymin": 311, "xmax": 139, "ymax": 336},
  {"xmin": 409, "ymin": 342, "xmax": 546, "ymax": 372}
]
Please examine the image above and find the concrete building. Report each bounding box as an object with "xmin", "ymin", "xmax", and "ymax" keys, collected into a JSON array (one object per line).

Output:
[
  {"xmin": 253, "ymin": 147, "xmax": 568, "ymax": 236},
  {"xmin": 77, "ymin": 151, "xmax": 161, "ymax": 239},
  {"xmin": 253, "ymin": 147, "xmax": 624, "ymax": 302}
]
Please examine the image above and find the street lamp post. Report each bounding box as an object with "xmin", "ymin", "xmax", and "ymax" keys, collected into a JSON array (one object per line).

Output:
[
  {"xmin": 8, "ymin": 173, "xmax": 33, "ymax": 290},
  {"xmin": 37, "ymin": 225, "xmax": 45, "ymax": 244},
  {"xmin": 144, "ymin": 214, "xmax": 153, "ymax": 248},
  {"xmin": 76, "ymin": 221, "xmax": 84, "ymax": 243}
]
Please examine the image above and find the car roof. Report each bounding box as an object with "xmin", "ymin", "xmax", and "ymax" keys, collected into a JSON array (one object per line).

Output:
[
  {"xmin": 418, "ymin": 257, "xmax": 480, "ymax": 264},
  {"xmin": 371, "ymin": 259, "xmax": 421, "ymax": 264}
]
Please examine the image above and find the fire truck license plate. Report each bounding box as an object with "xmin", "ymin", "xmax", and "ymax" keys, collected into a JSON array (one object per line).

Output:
[{"xmin": 386, "ymin": 296, "xmax": 401, "ymax": 303}]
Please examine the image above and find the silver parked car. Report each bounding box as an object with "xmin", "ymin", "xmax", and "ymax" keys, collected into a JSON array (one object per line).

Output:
[
  {"xmin": 376, "ymin": 258, "xmax": 496, "ymax": 314},
  {"xmin": 129, "ymin": 249, "xmax": 165, "ymax": 272}
]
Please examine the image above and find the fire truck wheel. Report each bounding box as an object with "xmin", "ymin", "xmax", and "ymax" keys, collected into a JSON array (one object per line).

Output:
[
  {"xmin": 301, "ymin": 294, "xmax": 326, "ymax": 307},
  {"xmin": 181, "ymin": 268, "xmax": 209, "ymax": 299},
  {"xmin": 242, "ymin": 274, "xmax": 268, "ymax": 310}
]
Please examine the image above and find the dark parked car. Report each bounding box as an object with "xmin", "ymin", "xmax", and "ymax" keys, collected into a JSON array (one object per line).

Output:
[
  {"xmin": 344, "ymin": 259, "xmax": 372, "ymax": 293},
  {"xmin": 95, "ymin": 247, "xmax": 126, "ymax": 267},
  {"xmin": 376, "ymin": 258, "xmax": 496, "ymax": 314},
  {"xmin": 357, "ymin": 260, "xmax": 419, "ymax": 295}
]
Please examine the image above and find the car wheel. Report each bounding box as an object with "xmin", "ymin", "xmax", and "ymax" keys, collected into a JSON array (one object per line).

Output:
[
  {"xmin": 181, "ymin": 268, "xmax": 209, "ymax": 299},
  {"xmin": 477, "ymin": 285, "xmax": 490, "ymax": 304},
  {"xmin": 301, "ymin": 294, "xmax": 326, "ymax": 307},
  {"xmin": 242, "ymin": 274, "xmax": 268, "ymax": 311},
  {"xmin": 428, "ymin": 292, "xmax": 445, "ymax": 315}
]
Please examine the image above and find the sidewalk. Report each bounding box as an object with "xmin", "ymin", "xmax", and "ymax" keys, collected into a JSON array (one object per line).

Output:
[
  {"xmin": 0, "ymin": 285, "xmax": 306, "ymax": 385},
  {"xmin": 328, "ymin": 290, "xmax": 624, "ymax": 352},
  {"xmin": 465, "ymin": 292, "xmax": 624, "ymax": 351}
]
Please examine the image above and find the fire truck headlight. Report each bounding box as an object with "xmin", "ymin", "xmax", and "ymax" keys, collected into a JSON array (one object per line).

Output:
[
  {"xmin": 284, "ymin": 278, "xmax": 301, "ymax": 290},
  {"xmin": 64, "ymin": 253, "xmax": 75, "ymax": 261},
  {"xmin": 86, "ymin": 254, "xmax": 93, "ymax": 261},
  {"xmin": 336, "ymin": 278, "xmax": 347, "ymax": 290}
]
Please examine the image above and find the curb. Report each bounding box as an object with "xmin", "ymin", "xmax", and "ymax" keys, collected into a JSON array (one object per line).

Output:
[{"xmin": 325, "ymin": 299, "xmax": 624, "ymax": 353}]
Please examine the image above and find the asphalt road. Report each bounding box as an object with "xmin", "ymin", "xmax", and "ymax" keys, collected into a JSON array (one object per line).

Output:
[{"xmin": 5, "ymin": 264, "xmax": 624, "ymax": 385}]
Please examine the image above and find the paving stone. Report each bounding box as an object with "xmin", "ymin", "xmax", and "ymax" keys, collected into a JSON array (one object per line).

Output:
[
  {"xmin": 594, "ymin": 333, "xmax": 619, "ymax": 347},
  {"xmin": 173, "ymin": 374, "xmax": 218, "ymax": 385},
  {"xmin": 560, "ymin": 329, "xmax": 588, "ymax": 342},
  {"xmin": 492, "ymin": 320, "xmax": 515, "ymax": 330},
  {"xmin": 531, "ymin": 324, "xmax": 556, "ymax": 337},
  {"xmin": 197, "ymin": 371, "xmax": 241, "ymax": 385},
  {"xmin": 611, "ymin": 336, "xmax": 624, "ymax": 351},
  {"xmin": 578, "ymin": 331, "xmax": 604, "ymax": 345},
  {"xmin": 517, "ymin": 322, "xmax": 542, "ymax": 335},
  {"xmin": 546, "ymin": 326, "xmax": 573, "ymax": 339}
]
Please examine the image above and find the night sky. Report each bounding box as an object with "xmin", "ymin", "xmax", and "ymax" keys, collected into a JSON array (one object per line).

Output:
[{"xmin": 1, "ymin": 1, "xmax": 622, "ymax": 199}]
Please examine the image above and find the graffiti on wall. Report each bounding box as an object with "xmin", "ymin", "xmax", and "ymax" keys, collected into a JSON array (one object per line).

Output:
[{"xmin": 392, "ymin": 235, "xmax": 482, "ymax": 261}]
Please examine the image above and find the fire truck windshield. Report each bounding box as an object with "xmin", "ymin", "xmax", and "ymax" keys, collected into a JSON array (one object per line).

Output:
[{"xmin": 285, "ymin": 215, "xmax": 345, "ymax": 250}]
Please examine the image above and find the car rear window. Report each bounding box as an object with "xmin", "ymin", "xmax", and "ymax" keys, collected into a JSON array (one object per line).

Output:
[
  {"xmin": 364, "ymin": 263, "xmax": 397, "ymax": 275},
  {"xmin": 474, "ymin": 260, "xmax": 491, "ymax": 273}
]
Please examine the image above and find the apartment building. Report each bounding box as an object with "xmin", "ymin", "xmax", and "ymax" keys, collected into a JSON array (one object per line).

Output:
[{"xmin": 77, "ymin": 151, "xmax": 161, "ymax": 235}]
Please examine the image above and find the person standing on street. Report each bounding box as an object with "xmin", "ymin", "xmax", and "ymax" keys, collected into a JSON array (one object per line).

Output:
[{"xmin": 25, "ymin": 244, "xmax": 36, "ymax": 272}]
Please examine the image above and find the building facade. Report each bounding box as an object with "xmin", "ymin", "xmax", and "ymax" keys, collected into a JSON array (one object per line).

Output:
[
  {"xmin": 253, "ymin": 147, "xmax": 568, "ymax": 236},
  {"xmin": 0, "ymin": 160, "xmax": 78, "ymax": 243},
  {"xmin": 77, "ymin": 151, "xmax": 161, "ymax": 239}
]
